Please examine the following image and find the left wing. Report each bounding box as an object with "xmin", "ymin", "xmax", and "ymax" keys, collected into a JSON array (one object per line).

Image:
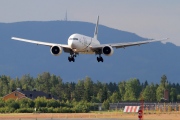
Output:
[
  {"xmin": 91, "ymin": 38, "xmax": 168, "ymax": 49},
  {"xmin": 11, "ymin": 37, "xmax": 71, "ymax": 52}
]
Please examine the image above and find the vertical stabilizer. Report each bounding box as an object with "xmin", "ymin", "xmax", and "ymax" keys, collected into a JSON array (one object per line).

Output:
[{"xmin": 94, "ymin": 16, "xmax": 99, "ymax": 39}]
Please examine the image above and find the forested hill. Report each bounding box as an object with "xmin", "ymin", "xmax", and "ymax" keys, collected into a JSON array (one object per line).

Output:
[{"xmin": 0, "ymin": 21, "xmax": 180, "ymax": 83}]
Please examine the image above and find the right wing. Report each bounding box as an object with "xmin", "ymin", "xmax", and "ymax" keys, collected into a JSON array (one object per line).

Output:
[
  {"xmin": 91, "ymin": 38, "xmax": 168, "ymax": 49},
  {"xmin": 11, "ymin": 37, "xmax": 71, "ymax": 52}
]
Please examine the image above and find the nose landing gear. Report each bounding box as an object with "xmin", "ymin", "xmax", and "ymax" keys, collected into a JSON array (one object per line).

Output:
[{"xmin": 68, "ymin": 53, "xmax": 77, "ymax": 62}]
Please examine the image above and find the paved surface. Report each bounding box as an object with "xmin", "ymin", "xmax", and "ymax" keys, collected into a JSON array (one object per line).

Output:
[
  {"xmin": 46, "ymin": 118, "xmax": 130, "ymax": 120},
  {"xmin": 0, "ymin": 118, "xmax": 135, "ymax": 120}
]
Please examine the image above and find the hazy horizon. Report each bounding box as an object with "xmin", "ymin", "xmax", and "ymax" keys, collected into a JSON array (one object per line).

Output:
[{"xmin": 0, "ymin": 0, "xmax": 179, "ymax": 46}]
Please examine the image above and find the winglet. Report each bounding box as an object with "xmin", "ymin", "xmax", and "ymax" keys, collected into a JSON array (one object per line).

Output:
[
  {"xmin": 150, "ymin": 38, "xmax": 169, "ymax": 42},
  {"xmin": 94, "ymin": 16, "xmax": 99, "ymax": 39}
]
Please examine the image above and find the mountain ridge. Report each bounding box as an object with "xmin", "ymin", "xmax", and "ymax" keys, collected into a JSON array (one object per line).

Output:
[{"xmin": 0, "ymin": 21, "xmax": 179, "ymax": 83}]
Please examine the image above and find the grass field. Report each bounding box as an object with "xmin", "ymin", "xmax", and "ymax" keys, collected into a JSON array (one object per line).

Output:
[{"xmin": 0, "ymin": 112, "xmax": 180, "ymax": 120}]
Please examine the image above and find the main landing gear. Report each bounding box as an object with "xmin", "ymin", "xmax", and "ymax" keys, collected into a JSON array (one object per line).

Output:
[
  {"xmin": 68, "ymin": 53, "xmax": 104, "ymax": 62},
  {"xmin": 68, "ymin": 56, "xmax": 75, "ymax": 62},
  {"xmin": 97, "ymin": 55, "xmax": 103, "ymax": 62},
  {"xmin": 68, "ymin": 53, "xmax": 76, "ymax": 62}
]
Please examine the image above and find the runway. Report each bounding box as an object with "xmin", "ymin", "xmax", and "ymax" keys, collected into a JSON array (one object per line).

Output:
[
  {"xmin": 1, "ymin": 113, "xmax": 180, "ymax": 120},
  {"xmin": 0, "ymin": 118, "xmax": 133, "ymax": 120}
]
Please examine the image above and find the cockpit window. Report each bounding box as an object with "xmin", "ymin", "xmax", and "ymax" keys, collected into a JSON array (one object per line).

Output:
[{"xmin": 69, "ymin": 38, "xmax": 78, "ymax": 40}]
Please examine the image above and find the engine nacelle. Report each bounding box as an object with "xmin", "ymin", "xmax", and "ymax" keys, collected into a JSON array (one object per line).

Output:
[
  {"xmin": 50, "ymin": 46, "xmax": 62, "ymax": 56},
  {"xmin": 102, "ymin": 45, "xmax": 114, "ymax": 56}
]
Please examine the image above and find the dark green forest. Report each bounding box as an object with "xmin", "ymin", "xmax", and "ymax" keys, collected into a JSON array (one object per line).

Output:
[
  {"xmin": 1, "ymin": 72, "xmax": 180, "ymax": 113},
  {"xmin": 1, "ymin": 72, "xmax": 180, "ymax": 102}
]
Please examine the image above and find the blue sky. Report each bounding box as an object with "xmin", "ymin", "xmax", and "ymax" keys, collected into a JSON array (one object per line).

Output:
[{"xmin": 0, "ymin": 0, "xmax": 179, "ymax": 46}]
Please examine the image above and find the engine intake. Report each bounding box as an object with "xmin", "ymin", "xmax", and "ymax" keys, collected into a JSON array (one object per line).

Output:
[
  {"xmin": 102, "ymin": 46, "xmax": 114, "ymax": 56},
  {"xmin": 50, "ymin": 46, "xmax": 62, "ymax": 56}
]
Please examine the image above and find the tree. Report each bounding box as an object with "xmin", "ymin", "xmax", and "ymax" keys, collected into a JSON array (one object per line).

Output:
[
  {"xmin": 177, "ymin": 94, "xmax": 180, "ymax": 101},
  {"xmin": 142, "ymin": 80, "xmax": 148, "ymax": 89},
  {"xmin": 156, "ymin": 75, "xmax": 171, "ymax": 102},
  {"xmin": 9, "ymin": 80, "xmax": 16, "ymax": 92},
  {"xmin": 124, "ymin": 79, "xmax": 141, "ymax": 101},
  {"xmin": 176, "ymin": 83, "xmax": 180, "ymax": 94},
  {"xmin": 160, "ymin": 75, "xmax": 168, "ymax": 89},
  {"xmin": 101, "ymin": 84, "xmax": 108, "ymax": 102},
  {"xmin": 170, "ymin": 88, "xmax": 177, "ymax": 102},
  {"xmin": 6, "ymin": 99, "xmax": 20, "ymax": 110},
  {"xmin": 110, "ymin": 91, "xmax": 120, "ymax": 103},
  {"xmin": 61, "ymin": 82, "xmax": 74, "ymax": 101},
  {"xmin": 50, "ymin": 75, "xmax": 61, "ymax": 87},
  {"xmin": 20, "ymin": 74, "xmax": 34, "ymax": 90},
  {"xmin": 92, "ymin": 80, "xmax": 103, "ymax": 102},
  {"xmin": 36, "ymin": 72, "xmax": 51, "ymax": 93},
  {"xmin": 75, "ymin": 80, "xmax": 84, "ymax": 101},
  {"xmin": 34, "ymin": 97, "xmax": 47, "ymax": 108},
  {"xmin": 83, "ymin": 77, "xmax": 93, "ymax": 102},
  {"xmin": 18, "ymin": 98, "xmax": 35, "ymax": 108},
  {"xmin": 142, "ymin": 83, "xmax": 156, "ymax": 101},
  {"xmin": 14, "ymin": 77, "xmax": 21, "ymax": 88},
  {"xmin": 97, "ymin": 89, "xmax": 103, "ymax": 102},
  {"xmin": 53, "ymin": 76, "xmax": 64, "ymax": 100},
  {"xmin": 83, "ymin": 87, "xmax": 91, "ymax": 102},
  {"xmin": 49, "ymin": 75, "xmax": 63, "ymax": 97},
  {"xmin": 156, "ymin": 85, "xmax": 164, "ymax": 102},
  {"xmin": 46, "ymin": 99, "xmax": 59, "ymax": 108},
  {"xmin": 0, "ymin": 75, "xmax": 10, "ymax": 96},
  {"xmin": 0, "ymin": 98, "xmax": 5, "ymax": 107},
  {"xmin": 102, "ymin": 99, "xmax": 110, "ymax": 110},
  {"xmin": 108, "ymin": 82, "xmax": 118, "ymax": 93},
  {"xmin": 118, "ymin": 81, "xmax": 126, "ymax": 101}
]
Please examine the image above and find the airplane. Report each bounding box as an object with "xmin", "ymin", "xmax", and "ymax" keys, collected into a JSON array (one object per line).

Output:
[{"xmin": 11, "ymin": 16, "xmax": 168, "ymax": 62}]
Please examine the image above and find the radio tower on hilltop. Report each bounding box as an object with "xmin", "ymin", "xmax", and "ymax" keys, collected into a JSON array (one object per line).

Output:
[{"xmin": 65, "ymin": 10, "xmax": 68, "ymax": 21}]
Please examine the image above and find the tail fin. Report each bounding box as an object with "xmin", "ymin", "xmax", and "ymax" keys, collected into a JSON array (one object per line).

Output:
[{"xmin": 94, "ymin": 16, "xmax": 99, "ymax": 39}]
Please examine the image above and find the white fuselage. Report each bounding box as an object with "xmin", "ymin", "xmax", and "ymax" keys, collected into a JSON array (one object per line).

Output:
[{"xmin": 68, "ymin": 33, "xmax": 100, "ymax": 54}]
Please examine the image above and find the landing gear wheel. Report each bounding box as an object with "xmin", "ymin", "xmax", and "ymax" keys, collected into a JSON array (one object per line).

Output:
[
  {"xmin": 100, "ymin": 57, "xmax": 103, "ymax": 62},
  {"xmin": 68, "ymin": 56, "xmax": 71, "ymax": 62},
  {"xmin": 97, "ymin": 57, "xmax": 100, "ymax": 62},
  {"xmin": 97, "ymin": 56, "xmax": 103, "ymax": 62},
  {"xmin": 68, "ymin": 56, "xmax": 75, "ymax": 62},
  {"xmin": 72, "ymin": 57, "xmax": 75, "ymax": 62}
]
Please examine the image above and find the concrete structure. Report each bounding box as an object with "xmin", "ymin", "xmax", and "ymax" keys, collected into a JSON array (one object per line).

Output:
[{"xmin": 164, "ymin": 89, "xmax": 169, "ymax": 101}]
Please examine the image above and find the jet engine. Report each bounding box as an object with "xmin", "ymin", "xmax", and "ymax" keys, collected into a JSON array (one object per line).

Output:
[
  {"xmin": 50, "ymin": 46, "xmax": 62, "ymax": 56},
  {"xmin": 102, "ymin": 45, "xmax": 114, "ymax": 56}
]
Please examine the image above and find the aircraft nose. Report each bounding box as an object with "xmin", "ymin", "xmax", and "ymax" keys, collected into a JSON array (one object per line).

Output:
[{"xmin": 68, "ymin": 40, "xmax": 76, "ymax": 49}]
